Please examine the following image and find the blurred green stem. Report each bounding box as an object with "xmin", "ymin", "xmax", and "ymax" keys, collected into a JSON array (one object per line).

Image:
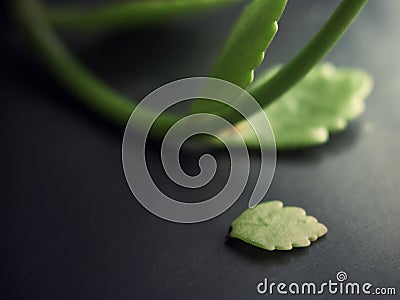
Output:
[
  {"xmin": 247, "ymin": 0, "xmax": 368, "ymax": 112},
  {"xmin": 12, "ymin": 0, "xmax": 368, "ymax": 137},
  {"xmin": 12, "ymin": 0, "xmax": 180, "ymax": 131},
  {"xmin": 46, "ymin": 0, "xmax": 242, "ymax": 31}
]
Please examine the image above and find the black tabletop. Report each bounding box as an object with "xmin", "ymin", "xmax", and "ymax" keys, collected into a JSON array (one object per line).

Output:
[{"xmin": 1, "ymin": 0, "xmax": 399, "ymax": 299}]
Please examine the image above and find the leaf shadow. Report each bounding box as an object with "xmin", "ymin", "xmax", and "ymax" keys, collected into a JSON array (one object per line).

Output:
[
  {"xmin": 276, "ymin": 122, "xmax": 362, "ymax": 164},
  {"xmin": 224, "ymin": 236, "xmax": 318, "ymax": 267}
]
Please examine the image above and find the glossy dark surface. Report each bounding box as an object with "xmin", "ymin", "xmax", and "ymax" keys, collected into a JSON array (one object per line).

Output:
[{"xmin": 1, "ymin": 1, "xmax": 399, "ymax": 299}]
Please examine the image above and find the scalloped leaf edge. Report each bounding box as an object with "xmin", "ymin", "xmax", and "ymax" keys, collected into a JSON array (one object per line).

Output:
[{"xmin": 229, "ymin": 200, "xmax": 328, "ymax": 251}]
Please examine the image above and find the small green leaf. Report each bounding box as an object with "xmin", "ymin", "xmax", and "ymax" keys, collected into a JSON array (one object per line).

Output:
[
  {"xmin": 191, "ymin": 0, "xmax": 287, "ymax": 114},
  {"xmin": 229, "ymin": 201, "xmax": 327, "ymax": 251},
  {"xmin": 231, "ymin": 62, "xmax": 373, "ymax": 149}
]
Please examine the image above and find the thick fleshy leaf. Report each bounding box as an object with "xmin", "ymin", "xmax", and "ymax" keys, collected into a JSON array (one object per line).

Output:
[
  {"xmin": 231, "ymin": 63, "xmax": 373, "ymax": 149},
  {"xmin": 191, "ymin": 0, "xmax": 287, "ymax": 114},
  {"xmin": 211, "ymin": 0, "xmax": 287, "ymax": 88},
  {"xmin": 229, "ymin": 201, "xmax": 328, "ymax": 251}
]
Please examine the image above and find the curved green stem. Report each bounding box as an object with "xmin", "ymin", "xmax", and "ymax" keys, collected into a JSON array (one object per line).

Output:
[
  {"xmin": 46, "ymin": 0, "xmax": 242, "ymax": 31},
  {"xmin": 12, "ymin": 0, "xmax": 368, "ymax": 139},
  {"xmin": 12, "ymin": 0, "xmax": 180, "ymax": 132},
  {"xmin": 247, "ymin": 0, "xmax": 368, "ymax": 112}
]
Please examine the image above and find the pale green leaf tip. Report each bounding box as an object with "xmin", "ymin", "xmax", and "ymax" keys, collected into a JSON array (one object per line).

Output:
[{"xmin": 229, "ymin": 200, "xmax": 328, "ymax": 251}]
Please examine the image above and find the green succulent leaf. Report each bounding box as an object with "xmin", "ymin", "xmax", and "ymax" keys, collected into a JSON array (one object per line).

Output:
[
  {"xmin": 230, "ymin": 63, "xmax": 373, "ymax": 149},
  {"xmin": 211, "ymin": 0, "xmax": 287, "ymax": 88},
  {"xmin": 229, "ymin": 201, "xmax": 328, "ymax": 251},
  {"xmin": 191, "ymin": 0, "xmax": 287, "ymax": 114},
  {"xmin": 47, "ymin": 0, "xmax": 243, "ymax": 30}
]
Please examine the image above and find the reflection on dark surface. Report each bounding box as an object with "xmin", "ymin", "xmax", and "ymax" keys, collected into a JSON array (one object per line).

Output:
[
  {"xmin": 225, "ymin": 236, "xmax": 313, "ymax": 267},
  {"xmin": 278, "ymin": 122, "xmax": 362, "ymax": 163}
]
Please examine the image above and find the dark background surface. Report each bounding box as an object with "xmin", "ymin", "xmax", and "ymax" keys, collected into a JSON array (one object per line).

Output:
[{"xmin": 1, "ymin": 0, "xmax": 399, "ymax": 299}]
